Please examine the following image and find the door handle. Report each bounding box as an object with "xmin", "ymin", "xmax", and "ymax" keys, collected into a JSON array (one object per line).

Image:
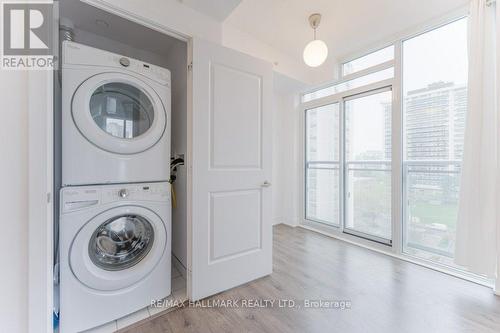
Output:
[{"xmin": 261, "ymin": 181, "xmax": 271, "ymax": 187}]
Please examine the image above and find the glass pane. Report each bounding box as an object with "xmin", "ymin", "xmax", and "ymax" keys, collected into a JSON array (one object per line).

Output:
[
  {"xmin": 89, "ymin": 214, "xmax": 154, "ymax": 271},
  {"xmin": 403, "ymin": 18, "xmax": 468, "ymax": 161},
  {"xmin": 402, "ymin": 18, "xmax": 468, "ymax": 267},
  {"xmin": 404, "ymin": 165, "xmax": 461, "ymax": 265},
  {"xmin": 346, "ymin": 168, "xmax": 392, "ymax": 240},
  {"xmin": 90, "ymin": 82, "xmax": 155, "ymax": 139},
  {"xmin": 306, "ymin": 103, "xmax": 340, "ymax": 162},
  {"xmin": 302, "ymin": 68, "xmax": 394, "ymax": 103},
  {"xmin": 343, "ymin": 45, "xmax": 395, "ymax": 76},
  {"xmin": 345, "ymin": 90, "xmax": 392, "ymax": 161},
  {"xmin": 306, "ymin": 167, "xmax": 339, "ymax": 226}
]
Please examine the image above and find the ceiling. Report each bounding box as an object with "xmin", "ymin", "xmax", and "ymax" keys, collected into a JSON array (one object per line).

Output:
[
  {"xmin": 224, "ymin": 0, "xmax": 469, "ymax": 63},
  {"xmin": 179, "ymin": 0, "xmax": 243, "ymax": 20}
]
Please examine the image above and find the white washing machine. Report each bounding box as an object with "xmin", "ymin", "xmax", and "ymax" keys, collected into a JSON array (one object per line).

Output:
[
  {"xmin": 59, "ymin": 182, "xmax": 171, "ymax": 333},
  {"xmin": 62, "ymin": 41, "xmax": 171, "ymax": 186}
]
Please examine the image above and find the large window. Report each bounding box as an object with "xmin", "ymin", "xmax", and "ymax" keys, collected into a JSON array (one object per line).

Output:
[
  {"xmin": 303, "ymin": 16, "xmax": 469, "ymax": 273},
  {"xmin": 402, "ymin": 18, "xmax": 468, "ymax": 265}
]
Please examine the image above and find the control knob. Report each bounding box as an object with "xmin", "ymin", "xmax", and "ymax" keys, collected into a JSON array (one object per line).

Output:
[{"xmin": 118, "ymin": 189, "xmax": 129, "ymax": 198}]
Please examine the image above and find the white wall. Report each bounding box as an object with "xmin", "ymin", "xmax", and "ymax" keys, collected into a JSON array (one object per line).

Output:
[
  {"xmin": 0, "ymin": 71, "xmax": 29, "ymax": 333},
  {"xmin": 272, "ymin": 94, "xmax": 298, "ymax": 226},
  {"xmin": 272, "ymin": 74, "xmax": 308, "ymax": 226}
]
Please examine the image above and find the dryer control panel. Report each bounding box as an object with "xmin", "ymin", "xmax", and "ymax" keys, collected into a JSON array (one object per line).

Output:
[
  {"xmin": 61, "ymin": 182, "xmax": 170, "ymax": 213},
  {"xmin": 62, "ymin": 41, "xmax": 171, "ymax": 86}
]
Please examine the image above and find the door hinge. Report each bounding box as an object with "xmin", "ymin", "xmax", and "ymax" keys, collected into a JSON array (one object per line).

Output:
[
  {"xmin": 47, "ymin": 192, "xmax": 52, "ymax": 203},
  {"xmin": 187, "ymin": 62, "xmax": 193, "ymax": 71}
]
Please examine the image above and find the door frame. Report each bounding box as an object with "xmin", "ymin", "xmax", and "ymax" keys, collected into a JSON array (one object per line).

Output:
[
  {"xmin": 28, "ymin": 69, "xmax": 54, "ymax": 333},
  {"xmin": 29, "ymin": 3, "xmax": 196, "ymax": 332}
]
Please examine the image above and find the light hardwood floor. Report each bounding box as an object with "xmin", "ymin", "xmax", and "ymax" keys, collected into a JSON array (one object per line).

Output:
[{"xmin": 120, "ymin": 224, "xmax": 500, "ymax": 333}]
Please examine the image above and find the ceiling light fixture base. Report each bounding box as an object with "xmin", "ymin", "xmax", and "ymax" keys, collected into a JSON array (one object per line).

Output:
[{"xmin": 308, "ymin": 13, "xmax": 322, "ymax": 29}]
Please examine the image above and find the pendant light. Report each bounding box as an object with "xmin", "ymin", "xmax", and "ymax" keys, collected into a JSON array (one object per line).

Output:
[{"xmin": 303, "ymin": 13, "xmax": 328, "ymax": 67}]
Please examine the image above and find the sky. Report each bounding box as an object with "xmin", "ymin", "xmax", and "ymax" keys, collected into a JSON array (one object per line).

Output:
[{"xmin": 402, "ymin": 18, "xmax": 468, "ymax": 93}]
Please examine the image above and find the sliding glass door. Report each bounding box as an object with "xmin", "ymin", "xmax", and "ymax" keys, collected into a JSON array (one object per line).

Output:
[
  {"xmin": 304, "ymin": 89, "xmax": 393, "ymax": 243},
  {"xmin": 344, "ymin": 89, "xmax": 393, "ymax": 243}
]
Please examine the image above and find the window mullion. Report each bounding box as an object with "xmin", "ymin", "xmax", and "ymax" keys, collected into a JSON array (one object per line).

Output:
[
  {"xmin": 392, "ymin": 40, "xmax": 404, "ymax": 255},
  {"xmin": 339, "ymin": 99, "xmax": 346, "ymax": 234}
]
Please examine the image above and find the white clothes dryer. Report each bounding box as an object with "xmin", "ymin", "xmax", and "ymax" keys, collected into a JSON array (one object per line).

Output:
[
  {"xmin": 59, "ymin": 182, "xmax": 171, "ymax": 332},
  {"xmin": 62, "ymin": 41, "xmax": 171, "ymax": 186}
]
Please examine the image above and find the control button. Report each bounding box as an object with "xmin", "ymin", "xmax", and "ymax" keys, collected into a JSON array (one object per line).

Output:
[
  {"xmin": 119, "ymin": 57, "xmax": 130, "ymax": 67},
  {"xmin": 118, "ymin": 189, "xmax": 129, "ymax": 198}
]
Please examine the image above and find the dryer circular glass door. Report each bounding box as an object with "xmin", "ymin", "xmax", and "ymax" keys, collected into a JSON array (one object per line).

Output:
[
  {"xmin": 70, "ymin": 206, "xmax": 167, "ymax": 291},
  {"xmin": 72, "ymin": 72, "xmax": 166, "ymax": 154}
]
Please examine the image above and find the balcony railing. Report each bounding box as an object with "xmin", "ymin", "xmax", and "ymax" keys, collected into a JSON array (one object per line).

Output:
[{"xmin": 403, "ymin": 160, "xmax": 461, "ymax": 263}]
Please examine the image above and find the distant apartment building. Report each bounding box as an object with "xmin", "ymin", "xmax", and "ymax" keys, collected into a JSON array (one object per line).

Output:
[
  {"xmin": 405, "ymin": 81, "xmax": 467, "ymax": 162},
  {"xmin": 382, "ymin": 81, "xmax": 467, "ymax": 163},
  {"xmin": 402, "ymin": 82, "xmax": 466, "ymax": 191}
]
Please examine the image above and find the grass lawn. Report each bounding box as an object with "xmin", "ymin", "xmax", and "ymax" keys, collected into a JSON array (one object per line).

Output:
[{"xmin": 410, "ymin": 202, "xmax": 457, "ymax": 228}]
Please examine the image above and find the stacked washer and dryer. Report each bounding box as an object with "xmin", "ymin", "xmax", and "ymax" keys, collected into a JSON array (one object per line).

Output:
[{"xmin": 59, "ymin": 41, "xmax": 172, "ymax": 332}]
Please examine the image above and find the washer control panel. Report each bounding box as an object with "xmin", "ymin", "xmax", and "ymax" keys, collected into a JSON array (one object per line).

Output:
[{"xmin": 61, "ymin": 182, "xmax": 170, "ymax": 213}]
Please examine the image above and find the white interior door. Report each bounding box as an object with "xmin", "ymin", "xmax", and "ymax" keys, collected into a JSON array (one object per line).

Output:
[{"xmin": 189, "ymin": 38, "xmax": 273, "ymax": 300}]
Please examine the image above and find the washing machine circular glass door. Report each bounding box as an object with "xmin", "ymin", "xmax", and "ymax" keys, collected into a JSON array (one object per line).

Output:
[
  {"xmin": 70, "ymin": 206, "xmax": 167, "ymax": 291},
  {"xmin": 72, "ymin": 72, "xmax": 166, "ymax": 154}
]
